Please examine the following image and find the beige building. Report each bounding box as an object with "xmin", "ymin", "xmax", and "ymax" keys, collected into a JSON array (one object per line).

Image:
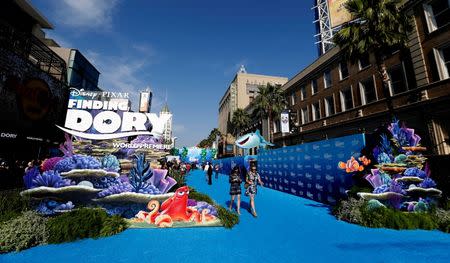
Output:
[{"xmin": 218, "ymin": 66, "xmax": 288, "ymax": 156}]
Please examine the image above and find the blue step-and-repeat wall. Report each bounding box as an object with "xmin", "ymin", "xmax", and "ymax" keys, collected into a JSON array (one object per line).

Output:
[{"xmin": 258, "ymin": 134, "xmax": 365, "ymax": 204}]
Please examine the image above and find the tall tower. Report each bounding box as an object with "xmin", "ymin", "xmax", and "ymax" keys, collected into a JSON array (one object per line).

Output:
[
  {"xmin": 139, "ymin": 88, "xmax": 153, "ymax": 113},
  {"xmin": 314, "ymin": 0, "xmax": 334, "ymax": 55},
  {"xmin": 160, "ymin": 103, "xmax": 173, "ymax": 145}
]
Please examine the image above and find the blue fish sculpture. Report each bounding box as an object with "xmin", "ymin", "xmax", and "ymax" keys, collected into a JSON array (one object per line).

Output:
[{"xmin": 235, "ymin": 130, "xmax": 274, "ymax": 149}]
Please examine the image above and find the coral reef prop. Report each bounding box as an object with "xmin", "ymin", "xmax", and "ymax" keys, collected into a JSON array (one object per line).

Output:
[
  {"xmin": 414, "ymin": 198, "xmax": 429, "ymax": 212},
  {"xmin": 194, "ymin": 201, "xmax": 218, "ymax": 217},
  {"xmin": 36, "ymin": 200, "xmax": 75, "ymax": 215},
  {"xmin": 86, "ymin": 176, "xmax": 119, "ymax": 189},
  {"xmin": 388, "ymin": 119, "xmax": 421, "ymax": 148},
  {"xmin": 23, "ymin": 167, "xmax": 40, "ymax": 189},
  {"xmin": 54, "ymin": 154, "xmax": 101, "ymax": 173},
  {"xmin": 133, "ymin": 186, "xmax": 217, "ymax": 227},
  {"xmin": 403, "ymin": 167, "xmax": 426, "ymax": 178},
  {"xmin": 149, "ymin": 169, "xmax": 177, "ymax": 194},
  {"xmin": 405, "ymin": 185, "xmax": 442, "ymax": 197},
  {"xmin": 395, "ymin": 176, "xmax": 424, "ymax": 184},
  {"xmin": 129, "ymin": 153, "xmax": 153, "ymax": 192},
  {"xmin": 364, "ymin": 169, "xmax": 383, "ymax": 188},
  {"xmin": 78, "ymin": 181, "xmax": 94, "ymax": 188},
  {"xmin": 373, "ymin": 185, "xmax": 389, "ymax": 194},
  {"xmin": 101, "ymin": 154, "xmax": 120, "ymax": 172},
  {"xmin": 94, "ymin": 192, "xmax": 174, "ymax": 204},
  {"xmin": 60, "ymin": 169, "xmax": 119, "ymax": 179},
  {"xmin": 59, "ymin": 133, "xmax": 74, "ymax": 157},
  {"xmin": 394, "ymin": 154, "xmax": 407, "ymax": 164},
  {"xmin": 419, "ymin": 178, "xmax": 437, "ymax": 189},
  {"xmin": 367, "ymin": 199, "xmax": 386, "ymax": 210},
  {"xmin": 357, "ymin": 192, "xmax": 404, "ymax": 201},
  {"xmin": 20, "ymin": 186, "xmax": 102, "ymax": 201},
  {"xmin": 97, "ymin": 180, "xmax": 134, "ymax": 198},
  {"xmin": 32, "ymin": 170, "xmax": 73, "ymax": 188},
  {"xmin": 41, "ymin": 157, "xmax": 63, "ymax": 172}
]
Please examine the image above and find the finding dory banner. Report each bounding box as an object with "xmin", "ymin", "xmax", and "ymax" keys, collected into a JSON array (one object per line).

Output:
[
  {"xmin": 258, "ymin": 134, "xmax": 365, "ymax": 204},
  {"xmin": 212, "ymin": 155, "xmax": 257, "ymax": 177}
]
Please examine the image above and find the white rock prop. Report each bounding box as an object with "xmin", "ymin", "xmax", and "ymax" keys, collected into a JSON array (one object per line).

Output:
[{"xmin": 357, "ymin": 192, "xmax": 405, "ymax": 200}]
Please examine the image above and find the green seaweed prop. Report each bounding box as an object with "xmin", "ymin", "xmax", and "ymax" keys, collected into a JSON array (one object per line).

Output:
[{"xmin": 129, "ymin": 154, "xmax": 153, "ymax": 192}]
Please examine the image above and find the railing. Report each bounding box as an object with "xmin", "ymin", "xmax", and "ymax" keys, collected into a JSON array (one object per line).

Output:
[{"xmin": 0, "ymin": 21, "xmax": 66, "ymax": 82}]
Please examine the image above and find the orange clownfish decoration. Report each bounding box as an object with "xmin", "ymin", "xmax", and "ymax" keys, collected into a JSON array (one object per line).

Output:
[{"xmin": 338, "ymin": 156, "xmax": 364, "ymax": 173}]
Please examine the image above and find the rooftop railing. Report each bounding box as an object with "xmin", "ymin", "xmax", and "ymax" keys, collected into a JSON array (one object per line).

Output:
[{"xmin": 0, "ymin": 20, "xmax": 66, "ymax": 82}]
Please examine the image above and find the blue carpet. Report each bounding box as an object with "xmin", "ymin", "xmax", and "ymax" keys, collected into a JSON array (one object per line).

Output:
[{"xmin": 1, "ymin": 170, "xmax": 449, "ymax": 263}]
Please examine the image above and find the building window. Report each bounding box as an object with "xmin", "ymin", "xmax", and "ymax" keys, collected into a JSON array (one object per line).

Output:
[
  {"xmin": 300, "ymin": 85, "xmax": 307, "ymax": 100},
  {"xmin": 312, "ymin": 102, "xmax": 320, "ymax": 121},
  {"xmin": 340, "ymin": 87, "xmax": 353, "ymax": 111},
  {"xmin": 291, "ymin": 92, "xmax": 297, "ymax": 105},
  {"xmin": 323, "ymin": 69, "xmax": 332, "ymax": 88},
  {"xmin": 301, "ymin": 107, "xmax": 309, "ymax": 124},
  {"xmin": 324, "ymin": 96, "xmax": 335, "ymax": 117},
  {"xmin": 433, "ymin": 44, "xmax": 450, "ymax": 80},
  {"xmin": 358, "ymin": 54, "xmax": 371, "ymax": 70},
  {"xmin": 297, "ymin": 109, "xmax": 301, "ymax": 125},
  {"xmin": 339, "ymin": 61, "xmax": 349, "ymax": 80},
  {"xmin": 388, "ymin": 64, "xmax": 408, "ymax": 95},
  {"xmin": 359, "ymin": 77, "xmax": 377, "ymax": 105},
  {"xmin": 423, "ymin": 0, "xmax": 450, "ymax": 33},
  {"xmin": 311, "ymin": 79, "xmax": 318, "ymax": 95}
]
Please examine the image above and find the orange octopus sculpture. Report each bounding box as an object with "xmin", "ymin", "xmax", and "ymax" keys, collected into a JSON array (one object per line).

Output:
[{"xmin": 134, "ymin": 186, "xmax": 216, "ymax": 227}]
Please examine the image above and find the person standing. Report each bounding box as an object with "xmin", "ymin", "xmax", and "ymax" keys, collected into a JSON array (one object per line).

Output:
[
  {"xmin": 228, "ymin": 167, "xmax": 242, "ymax": 214},
  {"xmin": 214, "ymin": 164, "xmax": 220, "ymax": 179},
  {"xmin": 207, "ymin": 163, "xmax": 213, "ymax": 185},
  {"xmin": 245, "ymin": 165, "xmax": 264, "ymax": 217}
]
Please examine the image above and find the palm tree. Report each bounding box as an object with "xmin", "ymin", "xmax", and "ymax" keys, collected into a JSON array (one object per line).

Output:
[
  {"xmin": 231, "ymin": 108, "xmax": 251, "ymax": 137},
  {"xmin": 253, "ymin": 83, "xmax": 287, "ymax": 142},
  {"xmin": 333, "ymin": 0, "xmax": 412, "ymax": 118}
]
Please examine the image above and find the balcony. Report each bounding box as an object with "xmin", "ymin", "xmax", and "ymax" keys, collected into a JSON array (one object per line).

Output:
[{"xmin": 0, "ymin": 21, "xmax": 66, "ymax": 82}]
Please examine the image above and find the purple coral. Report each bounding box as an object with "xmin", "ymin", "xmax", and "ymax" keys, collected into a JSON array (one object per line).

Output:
[
  {"xmin": 97, "ymin": 180, "xmax": 133, "ymax": 198},
  {"xmin": 388, "ymin": 120, "xmax": 421, "ymax": 147},
  {"xmin": 365, "ymin": 169, "xmax": 383, "ymax": 188},
  {"xmin": 59, "ymin": 133, "xmax": 74, "ymax": 157},
  {"xmin": 32, "ymin": 170, "xmax": 73, "ymax": 188},
  {"xmin": 195, "ymin": 201, "xmax": 218, "ymax": 217},
  {"xmin": 41, "ymin": 157, "xmax": 63, "ymax": 172},
  {"xmin": 389, "ymin": 181, "xmax": 406, "ymax": 195},
  {"xmin": 23, "ymin": 167, "xmax": 40, "ymax": 189},
  {"xmin": 150, "ymin": 169, "xmax": 177, "ymax": 194},
  {"xmin": 373, "ymin": 184, "xmax": 389, "ymax": 194},
  {"xmin": 419, "ymin": 178, "xmax": 437, "ymax": 189},
  {"xmin": 404, "ymin": 167, "xmax": 426, "ymax": 178},
  {"xmin": 54, "ymin": 154, "xmax": 101, "ymax": 173}
]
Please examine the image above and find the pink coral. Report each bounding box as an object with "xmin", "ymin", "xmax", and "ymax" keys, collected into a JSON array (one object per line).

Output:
[{"xmin": 41, "ymin": 157, "xmax": 63, "ymax": 172}]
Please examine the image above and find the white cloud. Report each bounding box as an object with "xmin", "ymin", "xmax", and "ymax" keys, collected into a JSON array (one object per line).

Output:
[{"xmin": 52, "ymin": 0, "xmax": 119, "ymax": 30}]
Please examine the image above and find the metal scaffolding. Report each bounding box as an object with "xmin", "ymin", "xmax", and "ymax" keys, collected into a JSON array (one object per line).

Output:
[{"xmin": 313, "ymin": 0, "xmax": 334, "ymax": 55}]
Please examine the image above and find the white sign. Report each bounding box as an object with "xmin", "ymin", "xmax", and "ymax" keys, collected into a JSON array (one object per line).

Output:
[
  {"xmin": 57, "ymin": 89, "xmax": 170, "ymax": 140},
  {"xmin": 281, "ymin": 112, "xmax": 290, "ymax": 133}
]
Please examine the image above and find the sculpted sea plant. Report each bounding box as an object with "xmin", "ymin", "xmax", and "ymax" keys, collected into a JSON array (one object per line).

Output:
[{"xmin": 129, "ymin": 153, "xmax": 154, "ymax": 192}]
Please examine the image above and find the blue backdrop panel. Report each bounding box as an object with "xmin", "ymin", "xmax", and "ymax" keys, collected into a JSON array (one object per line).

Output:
[{"xmin": 258, "ymin": 134, "xmax": 365, "ymax": 204}]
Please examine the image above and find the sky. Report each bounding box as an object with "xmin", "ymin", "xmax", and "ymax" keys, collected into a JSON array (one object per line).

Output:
[{"xmin": 31, "ymin": 0, "xmax": 318, "ymax": 147}]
